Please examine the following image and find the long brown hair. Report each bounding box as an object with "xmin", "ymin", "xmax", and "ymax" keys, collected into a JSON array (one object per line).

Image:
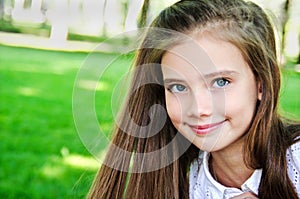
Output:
[{"xmin": 87, "ymin": 0, "xmax": 300, "ymax": 198}]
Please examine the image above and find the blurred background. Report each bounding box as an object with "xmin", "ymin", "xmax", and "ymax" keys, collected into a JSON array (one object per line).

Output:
[{"xmin": 0, "ymin": 0, "xmax": 299, "ymax": 198}]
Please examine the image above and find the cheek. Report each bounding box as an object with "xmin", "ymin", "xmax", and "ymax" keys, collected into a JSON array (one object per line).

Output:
[
  {"xmin": 165, "ymin": 93, "xmax": 183, "ymax": 124},
  {"xmin": 224, "ymin": 85, "xmax": 258, "ymax": 121}
]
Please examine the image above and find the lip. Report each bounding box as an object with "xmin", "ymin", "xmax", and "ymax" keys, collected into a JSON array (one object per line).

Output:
[{"xmin": 190, "ymin": 120, "xmax": 226, "ymax": 135}]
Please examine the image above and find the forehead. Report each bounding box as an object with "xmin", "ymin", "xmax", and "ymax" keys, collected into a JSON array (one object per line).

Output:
[{"xmin": 161, "ymin": 35, "xmax": 249, "ymax": 77}]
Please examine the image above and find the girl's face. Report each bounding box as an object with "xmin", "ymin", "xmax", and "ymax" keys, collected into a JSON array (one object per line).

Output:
[{"xmin": 161, "ymin": 35, "xmax": 262, "ymax": 152}]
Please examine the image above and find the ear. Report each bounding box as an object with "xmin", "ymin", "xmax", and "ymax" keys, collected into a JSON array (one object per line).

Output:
[{"xmin": 257, "ymin": 81, "xmax": 262, "ymax": 100}]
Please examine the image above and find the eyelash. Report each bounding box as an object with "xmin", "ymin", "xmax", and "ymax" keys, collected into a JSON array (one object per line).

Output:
[
  {"xmin": 211, "ymin": 77, "xmax": 230, "ymax": 89},
  {"xmin": 167, "ymin": 84, "xmax": 187, "ymax": 93},
  {"xmin": 166, "ymin": 77, "xmax": 231, "ymax": 93}
]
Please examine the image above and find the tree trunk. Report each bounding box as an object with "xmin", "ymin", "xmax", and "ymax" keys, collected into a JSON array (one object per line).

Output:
[
  {"xmin": 281, "ymin": 0, "xmax": 290, "ymax": 63},
  {"xmin": 297, "ymin": 29, "xmax": 300, "ymax": 64},
  {"xmin": 102, "ymin": 0, "xmax": 108, "ymax": 37},
  {"xmin": 138, "ymin": 0, "xmax": 149, "ymax": 28},
  {"xmin": 0, "ymin": 0, "xmax": 4, "ymax": 20}
]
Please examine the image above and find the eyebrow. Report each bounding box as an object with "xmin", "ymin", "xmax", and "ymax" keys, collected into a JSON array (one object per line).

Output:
[
  {"xmin": 163, "ymin": 79, "xmax": 186, "ymax": 84},
  {"xmin": 203, "ymin": 70, "xmax": 239, "ymax": 79},
  {"xmin": 163, "ymin": 70, "xmax": 239, "ymax": 84}
]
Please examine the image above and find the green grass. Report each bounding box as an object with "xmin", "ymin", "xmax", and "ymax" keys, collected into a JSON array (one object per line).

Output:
[
  {"xmin": 0, "ymin": 44, "xmax": 299, "ymax": 198},
  {"xmin": 0, "ymin": 44, "xmax": 132, "ymax": 198},
  {"xmin": 280, "ymin": 70, "xmax": 300, "ymax": 119}
]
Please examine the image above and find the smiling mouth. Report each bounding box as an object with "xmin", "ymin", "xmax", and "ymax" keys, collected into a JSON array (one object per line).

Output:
[{"xmin": 190, "ymin": 120, "xmax": 226, "ymax": 135}]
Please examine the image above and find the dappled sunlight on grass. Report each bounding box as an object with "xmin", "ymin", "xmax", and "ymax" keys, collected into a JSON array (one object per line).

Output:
[
  {"xmin": 60, "ymin": 146, "xmax": 101, "ymax": 171},
  {"xmin": 78, "ymin": 80, "xmax": 109, "ymax": 91},
  {"xmin": 17, "ymin": 87, "xmax": 40, "ymax": 97},
  {"xmin": 41, "ymin": 153, "xmax": 100, "ymax": 180},
  {"xmin": 0, "ymin": 45, "xmax": 132, "ymax": 198},
  {"xmin": 8, "ymin": 65, "xmax": 69, "ymax": 75},
  {"xmin": 41, "ymin": 160, "xmax": 65, "ymax": 179},
  {"xmin": 63, "ymin": 154, "xmax": 100, "ymax": 171},
  {"xmin": 0, "ymin": 45, "xmax": 85, "ymax": 75}
]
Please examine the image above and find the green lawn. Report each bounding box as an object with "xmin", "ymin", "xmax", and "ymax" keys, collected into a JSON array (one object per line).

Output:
[
  {"xmin": 0, "ymin": 44, "xmax": 299, "ymax": 198},
  {"xmin": 280, "ymin": 69, "xmax": 300, "ymax": 119},
  {"xmin": 0, "ymin": 44, "xmax": 132, "ymax": 198}
]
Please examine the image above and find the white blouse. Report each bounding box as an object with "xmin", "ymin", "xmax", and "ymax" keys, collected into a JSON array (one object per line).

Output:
[{"xmin": 189, "ymin": 141, "xmax": 300, "ymax": 199}]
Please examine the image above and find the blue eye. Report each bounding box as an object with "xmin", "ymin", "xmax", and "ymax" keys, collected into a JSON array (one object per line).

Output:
[
  {"xmin": 168, "ymin": 84, "xmax": 187, "ymax": 93},
  {"xmin": 212, "ymin": 78, "xmax": 230, "ymax": 88}
]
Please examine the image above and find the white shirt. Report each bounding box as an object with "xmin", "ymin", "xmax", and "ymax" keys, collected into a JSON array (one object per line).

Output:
[{"xmin": 189, "ymin": 141, "xmax": 300, "ymax": 199}]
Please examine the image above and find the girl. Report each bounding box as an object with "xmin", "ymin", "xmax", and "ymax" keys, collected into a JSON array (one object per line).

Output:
[{"xmin": 88, "ymin": 0, "xmax": 300, "ymax": 198}]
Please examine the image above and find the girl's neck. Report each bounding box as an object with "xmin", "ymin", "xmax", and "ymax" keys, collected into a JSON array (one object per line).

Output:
[{"xmin": 209, "ymin": 140, "xmax": 254, "ymax": 188}]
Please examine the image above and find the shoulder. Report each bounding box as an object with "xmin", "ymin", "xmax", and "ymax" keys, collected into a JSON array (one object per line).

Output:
[{"xmin": 286, "ymin": 139, "xmax": 300, "ymax": 193}]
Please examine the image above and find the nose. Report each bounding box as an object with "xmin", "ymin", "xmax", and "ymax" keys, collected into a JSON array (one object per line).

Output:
[{"xmin": 187, "ymin": 89, "xmax": 213, "ymax": 118}]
